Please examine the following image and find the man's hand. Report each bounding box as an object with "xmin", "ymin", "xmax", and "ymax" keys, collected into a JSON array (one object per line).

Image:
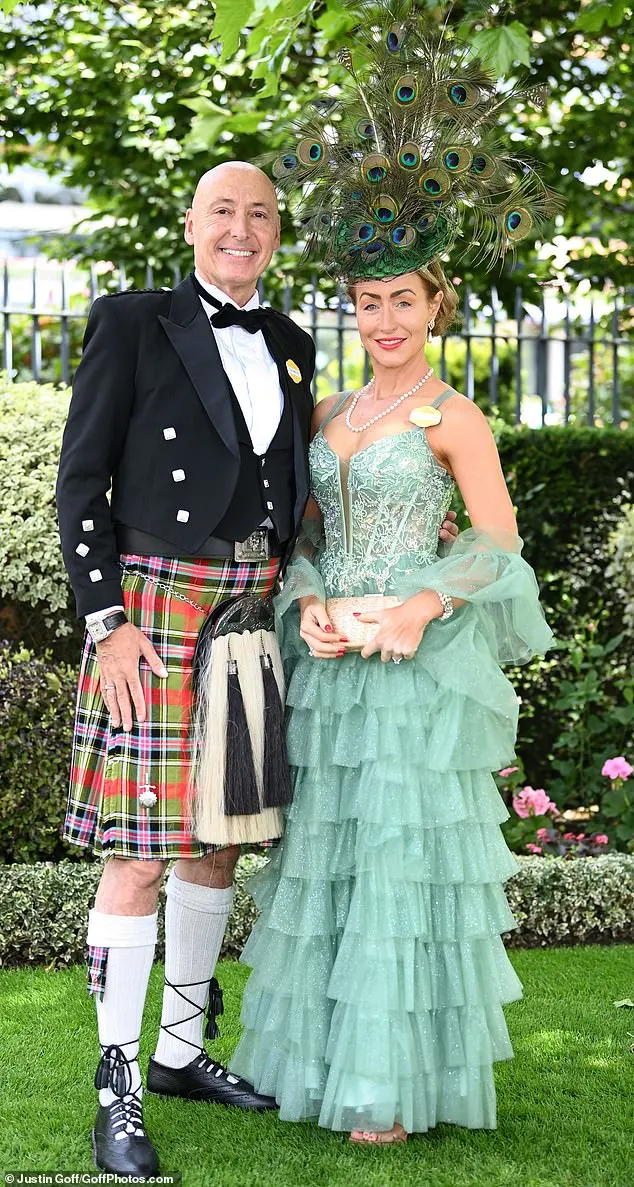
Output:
[
  {"xmin": 96, "ymin": 623, "xmax": 168, "ymax": 731},
  {"xmin": 439, "ymin": 509, "xmax": 458, "ymax": 543}
]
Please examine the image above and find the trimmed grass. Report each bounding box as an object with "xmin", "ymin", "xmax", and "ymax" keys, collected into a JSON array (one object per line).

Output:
[{"xmin": 1, "ymin": 947, "xmax": 633, "ymax": 1187}]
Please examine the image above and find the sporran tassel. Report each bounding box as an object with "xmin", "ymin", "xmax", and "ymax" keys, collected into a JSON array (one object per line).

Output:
[
  {"xmin": 224, "ymin": 658, "xmax": 260, "ymax": 816},
  {"xmin": 204, "ymin": 976, "xmax": 224, "ymax": 1040},
  {"xmin": 261, "ymin": 653, "xmax": 293, "ymax": 808}
]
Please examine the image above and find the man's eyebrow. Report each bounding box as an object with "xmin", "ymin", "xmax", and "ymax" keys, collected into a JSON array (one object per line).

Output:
[
  {"xmin": 208, "ymin": 198, "xmax": 273, "ymax": 209},
  {"xmin": 359, "ymin": 287, "xmax": 416, "ymax": 299}
]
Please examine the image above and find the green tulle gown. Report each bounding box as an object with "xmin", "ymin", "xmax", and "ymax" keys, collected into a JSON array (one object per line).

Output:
[{"xmin": 230, "ymin": 390, "xmax": 553, "ymax": 1134}]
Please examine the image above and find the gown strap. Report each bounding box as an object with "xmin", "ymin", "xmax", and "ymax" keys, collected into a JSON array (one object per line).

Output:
[
  {"xmin": 320, "ymin": 390, "xmax": 352, "ymax": 429},
  {"xmin": 431, "ymin": 387, "xmax": 459, "ymax": 409}
]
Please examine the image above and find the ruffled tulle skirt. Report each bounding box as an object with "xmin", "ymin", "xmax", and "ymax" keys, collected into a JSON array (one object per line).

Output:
[{"xmin": 230, "ymin": 636, "xmax": 524, "ymax": 1133}]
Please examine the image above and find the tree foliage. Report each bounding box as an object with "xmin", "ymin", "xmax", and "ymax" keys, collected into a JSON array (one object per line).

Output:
[{"xmin": 0, "ymin": 0, "xmax": 632, "ymax": 303}]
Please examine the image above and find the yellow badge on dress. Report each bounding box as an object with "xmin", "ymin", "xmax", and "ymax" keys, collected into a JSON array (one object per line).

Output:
[
  {"xmin": 409, "ymin": 406, "xmax": 442, "ymax": 428},
  {"xmin": 286, "ymin": 359, "xmax": 302, "ymax": 384}
]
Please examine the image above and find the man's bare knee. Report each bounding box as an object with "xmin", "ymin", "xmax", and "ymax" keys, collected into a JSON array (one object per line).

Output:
[{"xmin": 95, "ymin": 857, "xmax": 168, "ymax": 914}]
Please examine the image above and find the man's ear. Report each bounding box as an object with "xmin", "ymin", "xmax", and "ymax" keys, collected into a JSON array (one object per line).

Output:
[{"xmin": 184, "ymin": 209, "xmax": 195, "ymax": 246}]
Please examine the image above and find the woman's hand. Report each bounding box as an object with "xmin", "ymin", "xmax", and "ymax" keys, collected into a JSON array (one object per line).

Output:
[
  {"xmin": 299, "ymin": 596, "xmax": 348, "ymax": 659},
  {"xmin": 358, "ymin": 590, "xmax": 444, "ymax": 662}
]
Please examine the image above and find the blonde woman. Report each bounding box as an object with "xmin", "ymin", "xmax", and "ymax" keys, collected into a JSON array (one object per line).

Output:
[{"xmin": 230, "ymin": 261, "xmax": 552, "ymax": 1143}]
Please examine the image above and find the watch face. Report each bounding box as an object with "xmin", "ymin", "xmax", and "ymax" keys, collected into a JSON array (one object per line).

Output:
[{"xmin": 88, "ymin": 619, "xmax": 108, "ymax": 643}]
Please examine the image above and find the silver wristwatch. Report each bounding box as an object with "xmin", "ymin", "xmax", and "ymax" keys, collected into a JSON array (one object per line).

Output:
[
  {"xmin": 436, "ymin": 591, "xmax": 454, "ymax": 621},
  {"xmin": 86, "ymin": 611, "xmax": 128, "ymax": 644}
]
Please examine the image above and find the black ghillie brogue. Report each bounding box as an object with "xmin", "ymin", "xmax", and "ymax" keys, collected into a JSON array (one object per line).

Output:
[
  {"xmin": 147, "ymin": 1050, "xmax": 277, "ymax": 1110},
  {"xmin": 147, "ymin": 973, "xmax": 277, "ymax": 1110},
  {"xmin": 92, "ymin": 1042, "xmax": 159, "ymax": 1177}
]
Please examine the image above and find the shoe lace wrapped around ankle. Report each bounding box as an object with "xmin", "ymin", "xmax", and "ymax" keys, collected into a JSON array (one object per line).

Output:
[{"xmin": 94, "ymin": 1041, "xmax": 138, "ymax": 1099}]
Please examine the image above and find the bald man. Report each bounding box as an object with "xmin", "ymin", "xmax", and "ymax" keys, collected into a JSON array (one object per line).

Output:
[{"xmin": 56, "ymin": 163, "xmax": 316, "ymax": 1174}]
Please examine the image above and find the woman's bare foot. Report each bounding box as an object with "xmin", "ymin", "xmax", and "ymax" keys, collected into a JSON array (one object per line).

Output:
[{"xmin": 349, "ymin": 1122, "xmax": 407, "ymax": 1145}]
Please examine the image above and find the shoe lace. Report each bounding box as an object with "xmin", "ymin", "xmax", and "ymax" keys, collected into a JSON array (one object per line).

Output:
[
  {"xmin": 94, "ymin": 1039, "xmax": 139, "ymax": 1099},
  {"xmin": 194, "ymin": 1051, "xmax": 240, "ymax": 1085},
  {"xmin": 160, "ymin": 975, "xmax": 224, "ymax": 1056},
  {"xmin": 110, "ymin": 1093, "xmax": 146, "ymax": 1140}
]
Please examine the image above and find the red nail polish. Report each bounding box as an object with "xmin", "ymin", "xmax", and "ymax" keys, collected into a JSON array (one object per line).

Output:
[
  {"xmin": 324, "ymin": 624, "xmax": 333, "ymax": 633},
  {"xmin": 341, "ymin": 637, "xmax": 349, "ymax": 642},
  {"xmin": 337, "ymin": 649, "xmax": 345, "ymax": 656},
  {"xmin": 352, "ymin": 612, "xmax": 361, "ymax": 618}
]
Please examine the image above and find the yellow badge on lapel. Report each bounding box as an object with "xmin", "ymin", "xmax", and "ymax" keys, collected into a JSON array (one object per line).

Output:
[{"xmin": 286, "ymin": 359, "xmax": 302, "ymax": 384}]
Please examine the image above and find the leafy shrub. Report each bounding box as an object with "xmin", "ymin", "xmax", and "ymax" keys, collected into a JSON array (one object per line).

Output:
[
  {"xmin": 504, "ymin": 854, "xmax": 634, "ymax": 948},
  {"xmin": 0, "ymin": 378, "xmax": 80, "ymax": 656},
  {"xmin": 0, "ymin": 854, "xmax": 266, "ymax": 968},
  {"xmin": 2, "ymin": 854, "xmax": 633, "ymax": 968},
  {"xmin": 0, "ymin": 641, "xmax": 79, "ymax": 863},
  {"xmin": 607, "ymin": 501, "xmax": 634, "ymax": 633},
  {"xmin": 494, "ymin": 426, "xmax": 634, "ymax": 801}
]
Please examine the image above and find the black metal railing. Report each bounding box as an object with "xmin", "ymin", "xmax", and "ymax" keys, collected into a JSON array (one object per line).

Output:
[{"xmin": 2, "ymin": 258, "xmax": 632, "ymax": 427}]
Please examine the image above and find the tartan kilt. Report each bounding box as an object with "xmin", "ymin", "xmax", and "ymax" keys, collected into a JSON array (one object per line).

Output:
[{"xmin": 64, "ymin": 552, "xmax": 281, "ymax": 860}]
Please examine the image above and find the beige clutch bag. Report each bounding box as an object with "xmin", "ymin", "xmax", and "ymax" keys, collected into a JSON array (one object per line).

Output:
[{"xmin": 325, "ymin": 595, "xmax": 402, "ymax": 650}]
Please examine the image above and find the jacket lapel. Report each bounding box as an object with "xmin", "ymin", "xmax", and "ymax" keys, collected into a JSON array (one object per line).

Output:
[
  {"xmin": 261, "ymin": 319, "xmax": 311, "ymax": 520},
  {"xmin": 158, "ymin": 276, "xmax": 239, "ymax": 458}
]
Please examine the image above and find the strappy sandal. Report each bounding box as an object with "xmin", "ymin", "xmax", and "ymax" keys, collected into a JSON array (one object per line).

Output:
[{"xmin": 349, "ymin": 1123, "xmax": 408, "ymax": 1146}]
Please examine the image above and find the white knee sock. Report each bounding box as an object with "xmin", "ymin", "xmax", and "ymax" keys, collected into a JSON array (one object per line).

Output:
[
  {"xmin": 153, "ymin": 870, "xmax": 234, "ymax": 1069},
  {"xmin": 87, "ymin": 909, "xmax": 158, "ymax": 1107}
]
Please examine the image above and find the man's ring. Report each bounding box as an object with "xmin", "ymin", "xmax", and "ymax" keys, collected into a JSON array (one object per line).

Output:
[
  {"xmin": 392, "ymin": 656, "xmax": 403, "ymax": 664},
  {"xmin": 104, "ymin": 683, "xmax": 115, "ymax": 691}
]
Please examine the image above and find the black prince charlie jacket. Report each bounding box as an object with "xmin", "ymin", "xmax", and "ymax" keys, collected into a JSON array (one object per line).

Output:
[{"xmin": 56, "ymin": 274, "xmax": 316, "ymax": 616}]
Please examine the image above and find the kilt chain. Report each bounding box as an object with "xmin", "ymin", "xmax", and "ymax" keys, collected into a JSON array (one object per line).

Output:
[{"xmin": 121, "ymin": 567, "xmax": 209, "ymax": 615}]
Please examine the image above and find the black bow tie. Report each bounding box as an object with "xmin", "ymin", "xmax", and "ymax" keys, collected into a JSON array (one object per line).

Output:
[{"xmin": 191, "ymin": 273, "xmax": 271, "ymax": 335}]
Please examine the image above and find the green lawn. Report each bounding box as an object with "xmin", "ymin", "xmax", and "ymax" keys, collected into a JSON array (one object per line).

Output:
[{"xmin": 1, "ymin": 947, "xmax": 633, "ymax": 1187}]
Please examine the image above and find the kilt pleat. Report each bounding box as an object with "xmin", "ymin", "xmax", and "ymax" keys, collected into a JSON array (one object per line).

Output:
[{"xmin": 64, "ymin": 552, "xmax": 281, "ymax": 860}]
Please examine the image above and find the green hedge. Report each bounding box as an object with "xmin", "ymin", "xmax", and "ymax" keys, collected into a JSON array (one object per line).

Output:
[
  {"xmin": 493, "ymin": 424, "xmax": 634, "ymax": 802},
  {"xmin": 2, "ymin": 855, "xmax": 633, "ymax": 969},
  {"xmin": 0, "ymin": 641, "xmax": 79, "ymax": 863},
  {"xmin": 0, "ymin": 855, "xmax": 264, "ymax": 969},
  {"xmin": 0, "ymin": 379, "xmax": 79, "ymax": 658}
]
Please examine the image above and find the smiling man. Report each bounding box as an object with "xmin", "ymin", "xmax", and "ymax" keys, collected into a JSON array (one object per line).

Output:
[{"xmin": 55, "ymin": 162, "xmax": 316, "ymax": 1175}]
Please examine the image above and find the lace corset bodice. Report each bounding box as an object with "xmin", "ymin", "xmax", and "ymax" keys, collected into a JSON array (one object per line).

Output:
[{"xmin": 310, "ymin": 421, "xmax": 455, "ymax": 597}]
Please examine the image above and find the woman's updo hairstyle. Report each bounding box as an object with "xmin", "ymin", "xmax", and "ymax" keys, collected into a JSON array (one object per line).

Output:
[{"xmin": 416, "ymin": 259, "xmax": 458, "ymax": 337}]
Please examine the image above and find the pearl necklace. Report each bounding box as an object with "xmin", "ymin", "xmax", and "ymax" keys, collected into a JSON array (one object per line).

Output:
[{"xmin": 345, "ymin": 368, "xmax": 434, "ymax": 433}]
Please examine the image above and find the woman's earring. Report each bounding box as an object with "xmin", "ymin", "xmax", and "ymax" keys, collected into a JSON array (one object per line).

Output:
[{"xmin": 427, "ymin": 318, "xmax": 436, "ymax": 340}]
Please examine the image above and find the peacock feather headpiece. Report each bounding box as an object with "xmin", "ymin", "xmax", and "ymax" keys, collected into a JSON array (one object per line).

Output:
[{"xmin": 264, "ymin": 1, "xmax": 562, "ymax": 279}]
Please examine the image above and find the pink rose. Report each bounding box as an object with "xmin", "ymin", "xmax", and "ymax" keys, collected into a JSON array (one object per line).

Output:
[
  {"xmin": 593, "ymin": 834, "xmax": 609, "ymax": 845},
  {"xmin": 526, "ymin": 843, "xmax": 543, "ymax": 854},
  {"xmin": 536, "ymin": 827, "xmax": 550, "ymax": 840},
  {"xmin": 601, "ymin": 756, "xmax": 633, "ymax": 781},
  {"xmin": 576, "ymin": 834, "xmax": 586, "ymax": 841},
  {"xmin": 563, "ymin": 832, "xmax": 578, "ymax": 841},
  {"xmin": 499, "ymin": 766, "xmax": 519, "ymax": 778},
  {"xmin": 512, "ymin": 786, "xmax": 558, "ymax": 819}
]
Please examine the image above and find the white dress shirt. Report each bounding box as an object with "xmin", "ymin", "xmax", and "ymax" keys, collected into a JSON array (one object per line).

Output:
[{"xmin": 194, "ymin": 271, "xmax": 284, "ymax": 456}]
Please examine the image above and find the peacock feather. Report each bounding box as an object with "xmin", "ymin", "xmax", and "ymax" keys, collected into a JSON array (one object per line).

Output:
[{"xmin": 263, "ymin": 0, "xmax": 561, "ymax": 279}]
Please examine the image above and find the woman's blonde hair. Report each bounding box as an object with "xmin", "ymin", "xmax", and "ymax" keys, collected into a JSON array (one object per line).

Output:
[
  {"xmin": 348, "ymin": 257, "xmax": 458, "ymax": 337},
  {"xmin": 415, "ymin": 259, "xmax": 458, "ymax": 337}
]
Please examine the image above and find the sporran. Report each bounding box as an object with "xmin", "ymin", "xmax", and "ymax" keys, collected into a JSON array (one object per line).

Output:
[{"xmin": 190, "ymin": 594, "xmax": 292, "ymax": 845}]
